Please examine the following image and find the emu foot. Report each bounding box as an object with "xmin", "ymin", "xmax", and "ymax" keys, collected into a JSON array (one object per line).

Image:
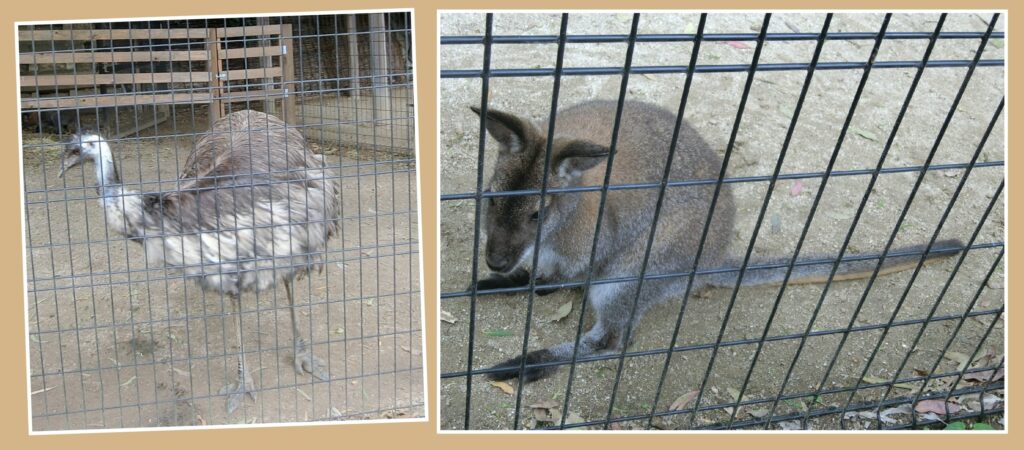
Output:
[
  {"xmin": 486, "ymin": 349, "xmax": 559, "ymax": 383},
  {"xmin": 219, "ymin": 360, "xmax": 256, "ymax": 414},
  {"xmin": 293, "ymin": 338, "xmax": 330, "ymax": 381}
]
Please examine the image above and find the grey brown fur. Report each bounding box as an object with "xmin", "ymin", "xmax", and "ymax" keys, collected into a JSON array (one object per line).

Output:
[
  {"xmin": 473, "ymin": 100, "xmax": 963, "ymax": 382},
  {"xmin": 60, "ymin": 110, "xmax": 341, "ymax": 412}
]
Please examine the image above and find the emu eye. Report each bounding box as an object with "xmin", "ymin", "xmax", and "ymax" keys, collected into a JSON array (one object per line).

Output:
[{"xmin": 529, "ymin": 211, "xmax": 540, "ymax": 222}]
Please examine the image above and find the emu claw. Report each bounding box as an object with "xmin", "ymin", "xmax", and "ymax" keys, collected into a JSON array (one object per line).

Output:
[
  {"xmin": 219, "ymin": 369, "xmax": 256, "ymax": 414},
  {"xmin": 294, "ymin": 339, "xmax": 330, "ymax": 381}
]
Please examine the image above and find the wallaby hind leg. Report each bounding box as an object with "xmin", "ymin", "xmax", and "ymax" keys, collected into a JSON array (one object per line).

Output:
[
  {"xmin": 472, "ymin": 267, "xmax": 558, "ymax": 296},
  {"xmin": 486, "ymin": 282, "xmax": 633, "ymax": 382}
]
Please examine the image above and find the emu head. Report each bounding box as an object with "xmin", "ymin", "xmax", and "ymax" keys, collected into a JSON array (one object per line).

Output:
[
  {"xmin": 472, "ymin": 105, "xmax": 609, "ymax": 274},
  {"xmin": 58, "ymin": 132, "xmax": 107, "ymax": 178}
]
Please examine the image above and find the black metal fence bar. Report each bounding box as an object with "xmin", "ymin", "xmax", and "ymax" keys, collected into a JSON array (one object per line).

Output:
[
  {"xmin": 677, "ymin": 13, "xmax": 773, "ymax": 429},
  {"xmin": 441, "ymin": 30, "xmax": 1004, "ymax": 45},
  {"xmin": 440, "ymin": 304, "xmax": 1002, "ymax": 380},
  {"xmin": 910, "ymin": 222, "xmax": 1005, "ymax": 424},
  {"xmin": 719, "ymin": 13, "xmax": 835, "ymax": 428},
  {"xmin": 440, "ymin": 60, "xmax": 1005, "ymax": 79},
  {"xmin": 441, "ymin": 241, "xmax": 1000, "ymax": 300},
  {"xmin": 639, "ymin": 12, "xmax": 709, "ymax": 430},
  {"xmin": 570, "ymin": 13, "xmax": 643, "ymax": 431},
  {"xmin": 834, "ymin": 14, "xmax": 997, "ymax": 423},
  {"xmin": 791, "ymin": 14, "xmax": 950, "ymax": 426},
  {"xmin": 759, "ymin": 12, "xmax": 891, "ymax": 425},
  {"xmin": 545, "ymin": 370, "xmax": 1003, "ymax": 430},
  {"xmin": 461, "ymin": 12, "xmax": 495, "ymax": 430},
  {"xmin": 439, "ymin": 161, "xmax": 1004, "ymax": 202},
  {"xmin": 839, "ymin": 73, "xmax": 999, "ymax": 426},
  {"xmin": 526, "ymin": 12, "xmax": 571, "ymax": 429}
]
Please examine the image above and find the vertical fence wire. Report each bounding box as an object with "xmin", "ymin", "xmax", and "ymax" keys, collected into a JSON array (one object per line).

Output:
[
  {"xmin": 463, "ymin": 12, "xmax": 494, "ymax": 430},
  {"xmin": 643, "ymin": 12, "xmax": 709, "ymax": 430},
  {"xmin": 834, "ymin": 13, "xmax": 997, "ymax": 428},
  {"xmin": 686, "ymin": 13, "xmax": 773, "ymax": 430},
  {"xmin": 512, "ymin": 12, "xmax": 571, "ymax": 430},
  {"xmin": 559, "ymin": 14, "xmax": 642, "ymax": 430},
  {"xmin": 760, "ymin": 12, "xmax": 893, "ymax": 427},
  {"xmin": 793, "ymin": 13, "xmax": 946, "ymax": 426},
  {"xmin": 722, "ymin": 13, "xmax": 833, "ymax": 428}
]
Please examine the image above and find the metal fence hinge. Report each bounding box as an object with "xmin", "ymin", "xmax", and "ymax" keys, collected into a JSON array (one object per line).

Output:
[{"xmin": 216, "ymin": 72, "xmax": 227, "ymax": 81}]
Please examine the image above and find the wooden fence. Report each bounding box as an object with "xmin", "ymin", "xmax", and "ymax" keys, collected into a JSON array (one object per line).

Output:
[{"xmin": 18, "ymin": 24, "xmax": 295, "ymax": 132}]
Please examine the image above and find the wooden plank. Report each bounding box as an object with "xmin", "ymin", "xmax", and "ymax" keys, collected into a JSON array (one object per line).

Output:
[
  {"xmin": 217, "ymin": 24, "xmax": 284, "ymax": 38},
  {"xmin": 222, "ymin": 67, "xmax": 283, "ymax": 81},
  {"xmin": 18, "ymin": 25, "xmax": 282, "ymax": 42},
  {"xmin": 19, "ymin": 50, "xmax": 209, "ymax": 65},
  {"xmin": 257, "ymin": 17, "xmax": 277, "ymax": 116},
  {"xmin": 18, "ymin": 28, "xmax": 208, "ymax": 41},
  {"xmin": 21, "ymin": 72, "xmax": 213, "ymax": 87},
  {"xmin": 281, "ymin": 24, "xmax": 295, "ymax": 123},
  {"xmin": 206, "ymin": 28, "xmax": 223, "ymax": 124},
  {"xmin": 221, "ymin": 46, "xmax": 284, "ymax": 59},
  {"xmin": 20, "ymin": 89, "xmax": 286, "ymax": 109}
]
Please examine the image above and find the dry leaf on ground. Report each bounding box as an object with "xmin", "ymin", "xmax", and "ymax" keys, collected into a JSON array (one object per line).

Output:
[
  {"xmin": 488, "ymin": 380, "xmax": 515, "ymax": 395},
  {"xmin": 915, "ymin": 399, "xmax": 961, "ymax": 415},
  {"xmin": 669, "ymin": 390, "xmax": 700, "ymax": 411}
]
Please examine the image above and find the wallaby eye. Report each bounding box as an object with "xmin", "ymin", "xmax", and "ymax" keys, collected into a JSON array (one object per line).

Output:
[{"xmin": 529, "ymin": 211, "xmax": 540, "ymax": 222}]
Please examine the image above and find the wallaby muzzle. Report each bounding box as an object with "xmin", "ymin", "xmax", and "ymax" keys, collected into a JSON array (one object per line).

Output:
[{"xmin": 485, "ymin": 241, "xmax": 521, "ymax": 273}]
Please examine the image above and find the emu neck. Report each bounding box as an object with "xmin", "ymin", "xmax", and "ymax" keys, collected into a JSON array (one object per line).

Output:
[{"xmin": 93, "ymin": 141, "xmax": 122, "ymax": 196}]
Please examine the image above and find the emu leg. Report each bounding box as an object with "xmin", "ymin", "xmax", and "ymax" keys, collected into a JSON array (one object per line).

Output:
[
  {"xmin": 219, "ymin": 294, "xmax": 256, "ymax": 414},
  {"xmin": 287, "ymin": 279, "xmax": 330, "ymax": 381}
]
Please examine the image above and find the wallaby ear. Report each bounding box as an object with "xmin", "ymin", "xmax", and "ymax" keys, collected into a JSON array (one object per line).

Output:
[
  {"xmin": 470, "ymin": 106, "xmax": 535, "ymax": 153},
  {"xmin": 554, "ymin": 140, "xmax": 610, "ymax": 181}
]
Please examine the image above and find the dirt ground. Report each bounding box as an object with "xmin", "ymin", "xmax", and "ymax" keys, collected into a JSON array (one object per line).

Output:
[
  {"xmin": 438, "ymin": 13, "xmax": 1005, "ymax": 430},
  {"xmin": 23, "ymin": 105, "xmax": 424, "ymax": 431},
  {"xmin": 297, "ymin": 87, "xmax": 417, "ymax": 156}
]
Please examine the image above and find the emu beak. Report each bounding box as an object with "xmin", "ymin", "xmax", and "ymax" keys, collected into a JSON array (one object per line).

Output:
[
  {"xmin": 58, "ymin": 137, "xmax": 83, "ymax": 178},
  {"xmin": 57, "ymin": 154, "xmax": 69, "ymax": 178}
]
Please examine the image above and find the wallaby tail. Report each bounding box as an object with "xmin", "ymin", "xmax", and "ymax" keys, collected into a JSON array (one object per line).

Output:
[{"xmin": 705, "ymin": 238, "xmax": 965, "ymax": 289}]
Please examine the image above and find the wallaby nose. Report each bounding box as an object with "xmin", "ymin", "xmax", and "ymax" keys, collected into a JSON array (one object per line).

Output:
[{"xmin": 486, "ymin": 253, "xmax": 511, "ymax": 272}]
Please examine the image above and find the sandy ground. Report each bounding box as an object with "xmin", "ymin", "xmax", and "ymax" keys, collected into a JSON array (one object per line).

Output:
[
  {"xmin": 438, "ymin": 13, "xmax": 1005, "ymax": 430},
  {"xmin": 23, "ymin": 105, "xmax": 424, "ymax": 430}
]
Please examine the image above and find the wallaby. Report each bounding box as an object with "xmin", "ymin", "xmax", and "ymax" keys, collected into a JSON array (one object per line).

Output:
[{"xmin": 472, "ymin": 99, "xmax": 964, "ymax": 382}]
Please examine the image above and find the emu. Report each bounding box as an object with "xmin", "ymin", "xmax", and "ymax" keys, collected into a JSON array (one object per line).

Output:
[{"xmin": 59, "ymin": 110, "xmax": 341, "ymax": 414}]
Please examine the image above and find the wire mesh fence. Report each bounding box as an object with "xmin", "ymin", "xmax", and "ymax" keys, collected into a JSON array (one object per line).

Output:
[
  {"xmin": 439, "ymin": 12, "xmax": 1004, "ymax": 431},
  {"xmin": 20, "ymin": 10, "xmax": 423, "ymax": 431}
]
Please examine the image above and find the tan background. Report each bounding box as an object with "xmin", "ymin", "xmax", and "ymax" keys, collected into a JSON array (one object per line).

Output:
[{"xmin": 0, "ymin": 0, "xmax": 1017, "ymax": 447}]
